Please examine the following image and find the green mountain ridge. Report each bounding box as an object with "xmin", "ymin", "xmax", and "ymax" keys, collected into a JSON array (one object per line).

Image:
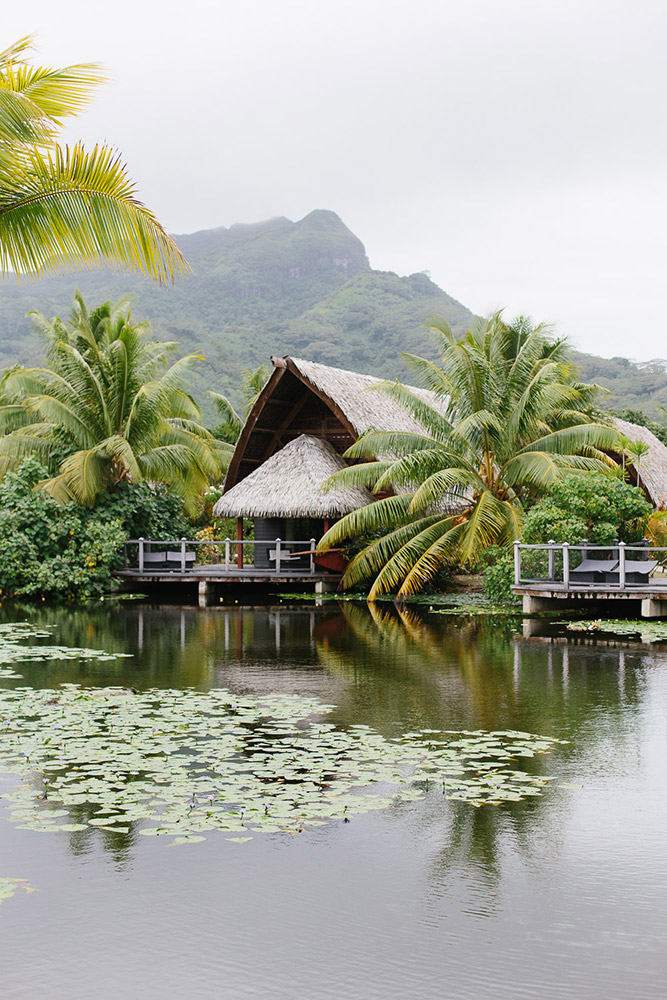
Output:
[{"xmin": 0, "ymin": 208, "xmax": 664, "ymax": 418}]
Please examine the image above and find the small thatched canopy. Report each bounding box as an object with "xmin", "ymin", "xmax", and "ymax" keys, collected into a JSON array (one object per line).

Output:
[
  {"xmin": 213, "ymin": 434, "xmax": 374, "ymax": 519},
  {"xmin": 612, "ymin": 417, "xmax": 667, "ymax": 506}
]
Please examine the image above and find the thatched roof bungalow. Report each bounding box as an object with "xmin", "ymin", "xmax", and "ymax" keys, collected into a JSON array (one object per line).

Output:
[
  {"xmin": 215, "ymin": 354, "xmax": 446, "ymax": 570},
  {"xmin": 212, "ymin": 355, "xmax": 667, "ymax": 574},
  {"xmin": 611, "ymin": 417, "xmax": 667, "ymax": 506},
  {"xmin": 223, "ymin": 355, "xmax": 447, "ymax": 491}
]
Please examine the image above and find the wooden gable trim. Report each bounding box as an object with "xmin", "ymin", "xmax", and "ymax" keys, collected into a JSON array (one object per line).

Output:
[{"xmin": 223, "ymin": 356, "xmax": 362, "ymax": 493}]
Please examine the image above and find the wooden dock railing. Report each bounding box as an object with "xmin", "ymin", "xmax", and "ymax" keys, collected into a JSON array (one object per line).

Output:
[
  {"xmin": 121, "ymin": 537, "xmax": 319, "ymax": 576},
  {"xmin": 513, "ymin": 540, "xmax": 667, "ymax": 592}
]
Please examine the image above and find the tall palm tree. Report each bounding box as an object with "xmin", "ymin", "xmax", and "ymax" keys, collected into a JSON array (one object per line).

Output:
[
  {"xmin": 318, "ymin": 314, "xmax": 622, "ymax": 600},
  {"xmin": 0, "ymin": 294, "xmax": 228, "ymax": 512},
  {"xmin": 0, "ymin": 36, "xmax": 187, "ymax": 282}
]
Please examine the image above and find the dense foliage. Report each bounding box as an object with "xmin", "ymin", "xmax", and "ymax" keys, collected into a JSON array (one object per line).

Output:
[
  {"xmin": 0, "ymin": 458, "xmax": 123, "ymax": 599},
  {"xmin": 0, "ymin": 212, "xmax": 475, "ymax": 409},
  {"xmin": 0, "ymin": 210, "xmax": 660, "ymax": 416},
  {"xmin": 0, "ymin": 295, "xmax": 228, "ymax": 512},
  {"xmin": 0, "ymin": 459, "xmax": 193, "ymax": 599},
  {"xmin": 0, "ymin": 36, "xmax": 186, "ymax": 283},
  {"xmin": 521, "ymin": 473, "xmax": 651, "ymax": 545},
  {"xmin": 319, "ymin": 314, "xmax": 621, "ymax": 599}
]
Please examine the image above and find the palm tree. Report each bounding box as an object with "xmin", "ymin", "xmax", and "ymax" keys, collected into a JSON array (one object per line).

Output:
[
  {"xmin": 624, "ymin": 439, "xmax": 651, "ymax": 491},
  {"xmin": 0, "ymin": 36, "xmax": 187, "ymax": 282},
  {"xmin": 318, "ymin": 313, "xmax": 622, "ymax": 600},
  {"xmin": 0, "ymin": 294, "xmax": 228, "ymax": 512},
  {"xmin": 206, "ymin": 365, "xmax": 271, "ymax": 443}
]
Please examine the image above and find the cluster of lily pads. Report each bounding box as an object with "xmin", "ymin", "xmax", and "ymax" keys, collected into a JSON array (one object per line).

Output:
[
  {"xmin": 0, "ymin": 622, "xmax": 132, "ymax": 679},
  {"xmin": 565, "ymin": 619, "xmax": 667, "ymax": 643},
  {"xmin": 0, "ymin": 681, "xmax": 566, "ymax": 844},
  {"xmin": 0, "ymin": 876, "xmax": 36, "ymax": 905}
]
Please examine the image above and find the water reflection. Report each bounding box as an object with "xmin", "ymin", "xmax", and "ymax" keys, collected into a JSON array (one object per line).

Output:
[
  {"xmin": 0, "ymin": 599, "xmax": 653, "ymax": 869},
  {"xmin": 2, "ymin": 600, "xmax": 667, "ymax": 1000}
]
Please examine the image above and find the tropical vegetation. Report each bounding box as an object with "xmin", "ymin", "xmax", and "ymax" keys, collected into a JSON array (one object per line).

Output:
[
  {"xmin": 522, "ymin": 473, "xmax": 651, "ymax": 546},
  {"xmin": 0, "ymin": 294, "xmax": 228, "ymax": 513},
  {"xmin": 0, "ymin": 457, "xmax": 194, "ymax": 600},
  {"xmin": 318, "ymin": 314, "xmax": 623, "ymax": 600},
  {"xmin": 0, "ymin": 35, "xmax": 187, "ymax": 283},
  {"xmin": 207, "ymin": 365, "xmax": 270, "ymax": 443}
]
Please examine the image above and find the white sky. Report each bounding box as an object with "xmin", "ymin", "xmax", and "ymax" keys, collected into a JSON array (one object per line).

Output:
[{"xmin": 5, "ymin": 0, "xmax": 667, "ymax": 359}]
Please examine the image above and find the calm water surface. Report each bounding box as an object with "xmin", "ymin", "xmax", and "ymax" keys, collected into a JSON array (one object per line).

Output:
[{"xmin": 1, "ymin": 600, "xmax": 666, "ymax": 999}]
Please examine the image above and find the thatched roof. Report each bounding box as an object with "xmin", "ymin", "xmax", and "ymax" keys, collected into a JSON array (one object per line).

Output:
[
  {"xmin": 286, "ymin": 356, "xmax": 449, "ymax": 436},
  {"xmin": 612, "ymin": 417, "xmax": 667, "ymax": 506},
  {"xmin": 223, "ymin": 354, "xmax": 451, "ymax": 492},
  {"xmin": 213, "ymin": 434, "xmax": 374, "ymax": 519}
]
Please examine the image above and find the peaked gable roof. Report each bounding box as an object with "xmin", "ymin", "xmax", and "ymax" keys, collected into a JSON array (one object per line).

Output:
[{"xmin": 223, "ymin": 354, "xmax": 448, "ymax": 492}]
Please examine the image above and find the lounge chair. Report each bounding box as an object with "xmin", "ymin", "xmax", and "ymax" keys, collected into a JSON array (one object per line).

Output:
[{"xmin": 569, "ymin": 558, "xmax": 619, "ymax": 584}]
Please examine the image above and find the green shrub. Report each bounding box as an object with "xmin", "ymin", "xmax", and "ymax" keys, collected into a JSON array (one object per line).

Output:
[
  {"xmin": 93, "ymin": 483, "xmax": 190, "ymax": 540},
  {"xmin": 481, "ymin": 547, "xmax": 518, "ymax": 603},
  {"xmin": 0, "ymin": 458, "xmax": 125, "ymax": 600},
  {"xmin": 522, "ymin": 474, "xmax": 651, "ymax": 545}
]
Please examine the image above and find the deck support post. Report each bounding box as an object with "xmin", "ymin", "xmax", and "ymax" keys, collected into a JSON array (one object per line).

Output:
[
  {"xmin": 198, "ymin": 579, "xmax": 210, "ymax": 608},
  {"xmin": 641, "ymin": 597, "xmax": 667, "ymax": 619},
  {"xmin": 237, "ymin": 519, "xmax": 243, "ymax": 570},
  {"xmin": 315, "ymin": 579, "xmax": 338, "ymax": 594}
]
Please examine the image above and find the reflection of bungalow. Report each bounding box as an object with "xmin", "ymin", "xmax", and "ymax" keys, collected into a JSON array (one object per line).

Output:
[{"xmin": 213, "ymin": 355, "xmax": 447, "ymax": 564}]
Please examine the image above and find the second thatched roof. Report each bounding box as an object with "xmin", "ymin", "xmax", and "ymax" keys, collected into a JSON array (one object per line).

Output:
[
  {"xmin": 612, "ymin": 417, "xmax": 667, "ymax": 506},
  {"xmin": 213, "ymin": 434, "xmax": 374, "ymax": 519}
]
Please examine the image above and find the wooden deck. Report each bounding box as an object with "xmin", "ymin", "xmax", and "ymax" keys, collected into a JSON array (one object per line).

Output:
[{"xmin": 513, "ymin": 542, "xmax": 667, "ymax": 618}]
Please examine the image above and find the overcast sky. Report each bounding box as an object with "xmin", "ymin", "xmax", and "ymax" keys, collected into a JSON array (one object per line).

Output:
[{"xmin": 5, "ymin": 0, "xmax": 667, "ymax": 359}]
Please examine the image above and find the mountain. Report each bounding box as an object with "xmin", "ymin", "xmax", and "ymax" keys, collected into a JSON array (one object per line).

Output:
[
  {"xmin": 0, "ymin": 208, "xmax": 665, "ymax": 421},
  {"xmin": 0, "ymin": 209, "xmax": 473, "ymax": 413}
]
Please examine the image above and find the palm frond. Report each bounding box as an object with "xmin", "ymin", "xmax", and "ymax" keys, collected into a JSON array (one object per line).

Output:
[{"xmin": 0, "ymin": 143, "xmax": 190, "ymax": 283}]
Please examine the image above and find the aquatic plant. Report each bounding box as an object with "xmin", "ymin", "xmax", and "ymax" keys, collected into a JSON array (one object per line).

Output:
[{"xmin": 0, "ymin": 683, "xmax": 565, "ymax": 844}]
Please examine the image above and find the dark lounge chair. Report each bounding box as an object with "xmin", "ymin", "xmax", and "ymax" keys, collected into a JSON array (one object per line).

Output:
[{"xmin": 569, "ymin": 558, "xmax": 619, "ymax": 584}]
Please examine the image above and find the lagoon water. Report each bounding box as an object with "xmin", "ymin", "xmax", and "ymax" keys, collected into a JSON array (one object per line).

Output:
[{"xmin": 1, "ymin": 601, "xmax": 666, "ymax": 999}]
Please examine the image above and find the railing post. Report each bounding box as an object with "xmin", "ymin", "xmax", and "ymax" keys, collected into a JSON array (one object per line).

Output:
[
  {"xmin": 514, "ymin": 540, "xmax": 521, "ymax": 586},
  {"xmin": 563, "ymin": 543, "xmax": 570, "ymax": 590},
  {"xmin": 310, "ymin": 538, "xmax": 316, "ymax": 575},
  {"xmin": 180, "ymin": 537, "xmax": 187, "ymax": 573},
  {"xmin": 275, "ymin": 538, "xmax": 281, "ymax": 574},
  {"xmin": 618, "ymin": 541, "xmax": 626, "ymax": 590},
  {"xmin": 548, "ymin": 539, "xmax": 555, "ymax": 581},
  {"xmin": 138, "ymin": 537, "xmax": 145, "ymax": 574},
  {"xmin": 225, "ymin": 537, "xmax": 230, "ymax": 572},
  {"xmin": 237, "ymin": 519, "xmax": 243, "ymax": 569}
]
